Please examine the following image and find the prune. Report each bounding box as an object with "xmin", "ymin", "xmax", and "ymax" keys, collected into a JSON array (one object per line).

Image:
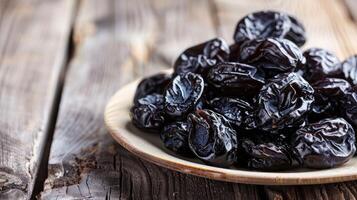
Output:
[
  {"xmin": 300, "ymin": 48, "xmax": 340, "ymax": 82},
  {"xmin": 160, "ymin": 121, "xmax": 192, "ymax": 157},
  {"xmin": 239, "ymin": 38, "xmax": 305, "ymax": 77},
  {"xmin": 164, "ymin": 72, "xmax": 204, "ymax": 117},
  {"xmin": 173, "ymin": 38, "xmax": 230, "ymax": 76},
  {"xmin": 343, "ymin": 87, "xmax": 357, "ymax": 127},
  {"xmin": 340, "ymin": 55, "xmax": 357, "ymax": 85},
  {"xmin": 188, "ymin": 109, "xmax": 238, "ymax": 167},
  {"xmin": 292, "ymin": 118, "xmax": 356, "ymax": 168},
  {"xmin": 241, "ymin": 137, "xmax": 297, "ymax": 171},
  {"xmin": 310, "ymin": 78, "xmax": 351, "ymax": 120},
  {"xmin": 133, "ymin": 73, "xmax": 171, "ymax": 103},
  {"xmin": 208, "ymin": 97, "xmax": 255, "ymax": 129},
  {"xmin": 233, "ymin": 11, "xmax": 306, "ymax": 47},
  {"xmin": 131, "ymin": 94, "xmax": 165, "ymax": 132},
  {"xmin": 207, "ymin": 62, "xmax": 265, "ymax": 96},
  {"xmin": 256, "ymin": 72, "xmax": 314, "ymax": 131}
]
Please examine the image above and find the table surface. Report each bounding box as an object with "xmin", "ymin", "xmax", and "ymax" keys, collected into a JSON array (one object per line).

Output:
[{"xmin": 1, "ymin": 0, "xmax": 357, "ymax": 199}]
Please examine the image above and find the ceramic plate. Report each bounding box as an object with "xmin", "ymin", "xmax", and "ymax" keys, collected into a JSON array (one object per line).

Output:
[{"xmin": 104, "ymin": 72, "xmax": 357, "ymax": 185}]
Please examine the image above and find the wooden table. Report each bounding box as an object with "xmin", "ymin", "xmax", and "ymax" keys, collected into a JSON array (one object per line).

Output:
[{"xmin": 1, "ymin": 0, "xmax": 357, "ymax": 199}]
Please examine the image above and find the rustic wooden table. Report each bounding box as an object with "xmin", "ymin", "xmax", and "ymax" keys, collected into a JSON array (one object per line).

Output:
[{"xmin": 2, "ymin": 0, "xmax": 357, "ymax": 199}]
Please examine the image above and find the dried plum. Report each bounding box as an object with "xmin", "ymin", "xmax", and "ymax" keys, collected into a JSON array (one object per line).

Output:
[
  {"xmin": 343, "ymin": 87, "xmax": 357, "ymax": 127},
  {"xmin": 301, "ymin": 48, "xmax": 340, "ymax": 82},
  {"xmin": 208, "ymin": 97, "xmax": 256, "ymax": 129},
  {"xmin": 131, "ymin": 94, "xmax": 165, "ymax": 132},
  {"xmin": 256, "ymin": 72, "xmax": 314, "ymax": 131},
  {"xmin": 310, "ymin": 78, "xmax": 351, "ymax": 120},
  {"xmin": 341, "ymin": 55, "xmax": 357, "ymax": 85},
  {"xmin": 292, "ymin": 118, "xmax": 356, "ymax": 169},
  {"xmin": 188, "ymin": 109, "xmax": 238, "ymax": 167},
  {"xmin": 134, "ymin": 73, "xmax": 171, "ymax": 103},
  {"xmin": 207, "ymin": 62, "xmax": 265, "ymax": 96},
  {"xmin": 239, "ymin": 38, "xmax": 305, "ymax": 77},
  {"xmin": 164, "ymin": 72, "xmax": 204, "ymax": 117},
  {"xmin": 173, "ymin": 38, "xmax": 230, "ymax": 76},
  {"xmin": 233, "ymin": 11, "xmax": 306, "ymax": 47},
  {"xmin": 160, "ymin": 121, "xmax": 192, "ymax": 157}
]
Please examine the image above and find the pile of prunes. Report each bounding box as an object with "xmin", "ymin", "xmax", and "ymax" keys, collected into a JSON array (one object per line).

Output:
[{"xmin": 130, "ymin": 11, "xmax": 357, "ymax": 171}]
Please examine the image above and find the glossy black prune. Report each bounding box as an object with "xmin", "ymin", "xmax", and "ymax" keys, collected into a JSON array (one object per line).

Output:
[
  {"xmin": 164, "ymin": 72, "xmax": 204, "ymax": 117},
  {"xmin": 256, "ymin": 72, "xmax": 314, "ymax": 131},
  {"xmin": 131, "ymin": 94, "xmax": 165, "ymax": 132},
  {"xmin": 233, "ymin": 11, "xmax": 306, "ymax": 47},
  {"xmin": 188, "ymin": 109, "xmax": 238, "ymax": 167},
  {"xmin": 292, "ymin": 118, "xmax": 356, "ymax": 169},
  {"xmin": 133, "ymin": 73, "xmax": 171, "ymax": 103},
  {"xmin": 208, "ymin": 97, "xmax": 256, "ymax": 129},
  {"xmin": 343, "ymin": 87, "xmax": 357, "ymax": 127},
  {"xmin": 239, "ymin": 38, "xmax": 305, "ymax": 77},
  {"xmin": 241, "ymin": 137, "xmax": 297, "ymax": 171},
  {"xmin": 310, "ymin": 78, "xmax": 351, "ymax": 120},
  {"xmin": 173, "ymin": 38, "xmax": 230, "ymax": 76},
  {"xmin": 160, "ymin": 121, "xmax": 192, "ymax": 157},
  {"xmin": 207, "ymin": 62, "xmax": 265, "ymax": 96},
  {"xmin": 301, "ymin": 48, "xmax": 340, "ymax": 82},
  {"xmin": 340, "ymin": 55, "xmax": 357, "ymax": 85}
]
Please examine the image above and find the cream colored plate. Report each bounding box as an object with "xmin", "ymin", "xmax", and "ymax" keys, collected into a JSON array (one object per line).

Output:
[{"xmin": 104, "ymin": 73, "xmax": 357, "ymax": 185}]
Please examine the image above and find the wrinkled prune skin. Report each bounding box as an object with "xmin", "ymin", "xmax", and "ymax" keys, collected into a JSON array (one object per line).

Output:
[
  {"xmin": 207, "ymin": 62, "xmax": 265, "ymax": 96},
  {"xmin": 310, "ymin": 78, "xmax": 351, "ymax": 121},
  {"xmin": 241, "ymin": 138, "xmax": 297, "ymax": 171},
  {"xmin": 131, "ymin": 94, "xmax": 165, "ymax": 132},
  {"xmin": 165, "ymin": 72, "xmax": 204, "ymax": 117},
  {"xmin": 292, "ymin": 118, "xmax": 356, "ymax": 169},
  {"xmin": 208, "ymin": 97, "xmax": 256, "ymax": 129},
  {"xmin": 188, "ymin": 109, "xmax": 238, "ymax": 167},
  {"xmin": 134, "ymin": 73, "xmax": 171, "ymax": 103},
  {"xmin": 343, "ymin": 88, "xmax": 357, "ymax": 127},
  {"xmin": 173, "ymin": 38, "xmax": 230, "ymax": 76},
  {"xmin": 301, "ymin": 48, "xmax": 341, "ymax": 82},
  {"xmin": 256, "ymin": 72, "xmax": 314, "ymax": 132},
  {"xmin": 233, "ymin": 11, "xmax": 306, "ymax": 47},
  {"xmin": 239, "ymin": 38, "xmax": 306, "ymax": 77},
  {"xmin": 341, "ymin": 55, "xmax": 357, "ymax": 85},
  {"xmin": 160, "ymin": 121, "xmax": 192, "ymax": 157}
]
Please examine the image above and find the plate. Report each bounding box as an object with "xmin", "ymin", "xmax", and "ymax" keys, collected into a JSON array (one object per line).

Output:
[{"xmin": 104, "ymin": 73, "xmax": 357, "ymax": 185}]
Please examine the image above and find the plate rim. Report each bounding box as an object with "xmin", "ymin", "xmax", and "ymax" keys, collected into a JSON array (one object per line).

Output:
[{"xmin": 104, "ymin": 75, "xmax": 357, "ymax": 185}]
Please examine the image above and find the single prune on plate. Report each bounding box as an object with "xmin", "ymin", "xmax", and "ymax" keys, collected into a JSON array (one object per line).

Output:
[
  {"xmin": 292, "ymin": 118, "xmax": 356, "ymax": 169},
  {"xmin": 164, "ymin": 72, "xmax": 204, "ymax": 117},
  {"xmin": 160, "ymin": 121, "xmax": 192, "ymax": 157},
  {"xmin": 241, "ymin": 137, "xmax": 297, "ymax": 171},
  {"xmin": 340, "ymin": 55, "xmax": 357, "ymax": 85},
  {"xmin": 208, "ymin": 97, "xmax": 256, "ymax": 129},
  {"xmin": 300, "ymin": 48, "xmax": 341, "ymax": 82},
  {"xmin": 131, "ymin": 94, "xmax": 165, "ymax": 132},
  {"xmin": 173, "ymin": 38, "xmax": 230, "ymax": 76},
  {"xmin": 239, "ymin": 38, "xmax": 305, "ymax": 77},
  {"xmin": 207, "ymin": 62, "xmax": 265, "ymax": 96},
  {"xmin": 310, "ymin": 78, "xmax": 351, "ymax": 121},
  {"xmin": 188, "ymin": 109, "xmax": 238, "ymax": 167},
  {"xmin": 256, "ymin": 72, "xmax": 314, "ymax": 132},
  {"xmin": 233, "ymin": 11, "xmax": 306, "ymax": 47},
  {"xmin": 133, "ymin": 73, "xmax": 171, "ymax": 103}
]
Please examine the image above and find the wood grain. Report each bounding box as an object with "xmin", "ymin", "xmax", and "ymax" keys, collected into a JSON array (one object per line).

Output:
[
  {"xmin": 0, "ymin": 0, "xmax": 75, "ymax": 199},
  {"xmin": 40, "ymin": 0, "xmax": 261, "ymax": 199}
]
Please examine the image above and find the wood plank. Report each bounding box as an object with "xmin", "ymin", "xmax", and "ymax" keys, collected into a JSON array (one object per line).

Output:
[
  {"xmin": 212, "ymin": 0, "xmax": 357, "ymax": 199},
  {"xmin": 0, "ymin": 0, "xmax": 75, "ymax": 199},
  {"xmin": 40, "ymin": 0, "xmax": 261, "ymax": 199}
]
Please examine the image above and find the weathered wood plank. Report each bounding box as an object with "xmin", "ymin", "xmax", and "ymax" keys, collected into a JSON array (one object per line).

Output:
[
  {"xmin": 40, "ymin": 0, "xmax": 261, "ymax": 199},
  {"xmin": 212, "ymin": 0, "xmax": 357, "ymax": 199},
  {"xmin": 0, "ymin": 0, "xmax": 75, "ymax": 199}
]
